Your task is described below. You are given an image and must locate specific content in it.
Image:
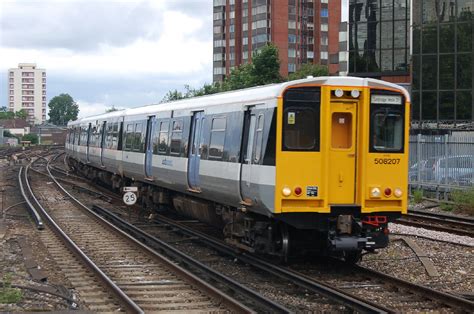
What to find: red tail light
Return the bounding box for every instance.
[363,216,387,227]
[384,188,392,196]
[294,187,302,196]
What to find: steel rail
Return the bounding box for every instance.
[24,157,144,314]
[354,265,474,312]
[398,211,474,237]
[44,156,254,314]
[90,205,291,313]
[18,166,44,230]
[92,205,388,314]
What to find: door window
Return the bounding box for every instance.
[331,112,352,149]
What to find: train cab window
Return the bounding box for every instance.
[209,117,226,159]
[370,93,405,153]
[170,120,183,155]
[105,123,113,149]
[154,121,169,154]
[283,87,321,151]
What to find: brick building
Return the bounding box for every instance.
[212,0,347,82]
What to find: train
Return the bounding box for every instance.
[65,76,410,262]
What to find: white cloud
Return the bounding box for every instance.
[76,99,110,118]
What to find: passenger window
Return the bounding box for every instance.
[282,87,321,151]
[209,117,226,159]
[170,120,183,155]
[154,121,169,154]
[254,115,264,162]
[111,123,119,150]
[133,123,143,152]
[125,124,134,151]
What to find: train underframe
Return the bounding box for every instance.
[71,159,397,263]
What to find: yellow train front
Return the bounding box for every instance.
[271,77,409,261]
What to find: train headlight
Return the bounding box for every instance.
[370,187,381,198]
[394,188,403,198]
[351,89,360,98]
[282,187,292,197]
[334,89,344,97]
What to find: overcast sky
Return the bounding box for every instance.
[0,0,213,117]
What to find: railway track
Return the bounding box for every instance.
[54,153,474,312]
[397,209,474,237]
[20,155,256,313]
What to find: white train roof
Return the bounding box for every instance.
[68,76,410,126]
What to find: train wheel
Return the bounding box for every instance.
[276,224,290,263]
[343,250,362,264]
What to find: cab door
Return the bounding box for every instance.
[328,102,357,204]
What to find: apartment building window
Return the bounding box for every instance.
[42,91,46,95]
[213,0,225,6]
[243,51,249,59]
[22,72,33,77]
[243,37,248,45]
[288,21,296,29]
[9,71,13,77]
[213,53,223,61]
[307,51,314,59]
[42,84,46,89]
[321,23,328,31]
[9,78,13,83]
[9,90,13,95]
[9,102,14,107]
[9,84,13,89]
[288,63,296,72]
[42,72,46,77]
[288,34,297,43]
[229,39,235,47]
[42,103,46,107]
[288,49,296,58]
[9,96,13,101]
[321,8,328,17]
[42,78,46,83]
[42,96,46,101]
[22,78,34,83]
[321,36,328,45]
[321,51,328,59]
[213,67,225,75]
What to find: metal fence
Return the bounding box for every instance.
[408,133,474,194]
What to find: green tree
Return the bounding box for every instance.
[0,107,15,120]
[160,89,186,103]
[105,105,120,113]
[21,133,38,144]
[15,109,28,120]
[250,43,283,85]
[48,93,79,125]
[3,130,14,138]
[288,63,329,81]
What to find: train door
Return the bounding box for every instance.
[240,107,262,205]
[188,111,205,191]
[144,116,156,178]
[100,121,107,167]
[328,102,357,203]
[86,123,91,163]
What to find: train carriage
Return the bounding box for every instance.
[66,76,410,262]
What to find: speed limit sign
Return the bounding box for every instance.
[123,191,137,205]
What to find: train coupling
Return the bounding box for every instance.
[329,236,368,251]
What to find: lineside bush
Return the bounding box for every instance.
[451,188,474,215]
[0,274,22,304]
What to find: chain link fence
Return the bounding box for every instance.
[408,133,474,197]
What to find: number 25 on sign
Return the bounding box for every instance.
[123,191,137,205]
